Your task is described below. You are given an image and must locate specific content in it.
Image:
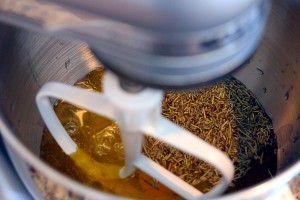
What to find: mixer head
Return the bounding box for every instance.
[49,0,271,89]
[0,0,270,89]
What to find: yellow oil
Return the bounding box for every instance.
[40,68,182,199]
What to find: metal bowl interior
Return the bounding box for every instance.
[0,0,299,199]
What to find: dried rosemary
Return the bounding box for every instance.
[143,77,277,192]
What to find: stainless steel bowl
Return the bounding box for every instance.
[0,0,300,199]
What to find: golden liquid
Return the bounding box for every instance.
[40,68,182,199]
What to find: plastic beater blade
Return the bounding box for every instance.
[140,116,234,199]
[35,82,116,155]
[134,155,203,199]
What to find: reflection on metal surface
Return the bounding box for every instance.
[0,137,31,200]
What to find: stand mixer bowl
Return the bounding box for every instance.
[0,0,300,199]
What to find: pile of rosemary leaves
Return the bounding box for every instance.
[143,77,277,192]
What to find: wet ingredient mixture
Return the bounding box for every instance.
[39,67,277,199]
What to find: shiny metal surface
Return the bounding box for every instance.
[0,137,32,200]
[0,0,270,88]
[0,0,299,199]
[50,0,260,31]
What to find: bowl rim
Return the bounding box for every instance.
[0,112,299,200]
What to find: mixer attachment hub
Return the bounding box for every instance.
[119,79,145,93]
